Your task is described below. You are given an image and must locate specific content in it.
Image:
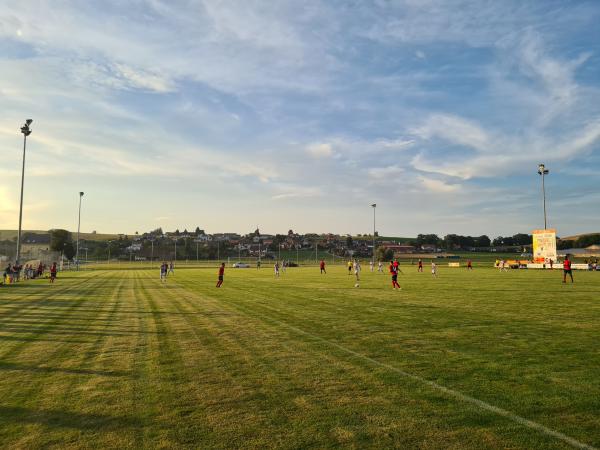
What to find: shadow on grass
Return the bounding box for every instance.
[0,325,164,337]
[0,405,141,430]
[0,362,131,378]
[0,335,89,344]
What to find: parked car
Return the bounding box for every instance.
[232,262,250,268]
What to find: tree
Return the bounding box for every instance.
[474,235,491,247]
[416,234,441,247]
[512,233,531,246]
[63,242,76,260]
[195,227,202,235]
[576,234,600,247]
[50,229,72,252]
[375,246,394,261]
[346,236,354,248]
[443,234,460,250]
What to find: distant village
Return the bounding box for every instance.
[1,227,599,263]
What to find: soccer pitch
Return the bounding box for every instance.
[0,266,598,449]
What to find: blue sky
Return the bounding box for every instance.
[1,1,599,237]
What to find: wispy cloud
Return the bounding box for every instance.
[0,1,599,235]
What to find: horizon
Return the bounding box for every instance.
[1,1,599,236]
[2,227,597,242]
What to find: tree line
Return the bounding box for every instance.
[415,233,532,250]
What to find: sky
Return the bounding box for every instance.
[1,0,599,238]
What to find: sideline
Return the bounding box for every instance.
[161,273,597,450]
[262,316,596,449]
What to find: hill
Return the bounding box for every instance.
[560,232,600,241]
[0,230,120,242]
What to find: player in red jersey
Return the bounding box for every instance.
[389,261,401,290]
[216,263,225,287]
[562,256,573,283]
[319,259,326,274]
[467,260,473,270]
[417,259,423,272]
[49,262,57,283]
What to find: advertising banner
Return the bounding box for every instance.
[532,229,557,263]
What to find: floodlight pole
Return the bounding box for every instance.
[150,239,155,267]
[371,203,377,265]
[16,119,32,265]
[538,164,549,229]
[76,192,84,270]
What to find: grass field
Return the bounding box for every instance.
[0,266,598,449]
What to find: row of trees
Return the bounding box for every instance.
[414,233,532,250]
[558,233,600,250]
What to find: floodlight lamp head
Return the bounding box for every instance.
[79,192,84,197]
[537,163,546,175]
[25,119,33,126]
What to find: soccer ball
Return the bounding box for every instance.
[354,283,360,288]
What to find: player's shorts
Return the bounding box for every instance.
[218,275,223,281]
[391,274,397,281]
[563,269,572,274]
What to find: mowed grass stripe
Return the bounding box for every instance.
[163,270,552,442]
[172,267,599,449]
[131,270,216,447]
[148,273,460,449]
[0,268,597,449]
[0,272,134,447]
[9,274,137,449]
[0,272,108,361]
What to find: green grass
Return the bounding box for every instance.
[0,266,598,449]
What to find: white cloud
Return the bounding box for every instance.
[412,114,490,151]
[368,165,404,178]
[419,176,460,193]
[306,143,333,158]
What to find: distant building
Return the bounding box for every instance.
[383,244,415,253]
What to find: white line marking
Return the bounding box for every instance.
[260,315,597,450]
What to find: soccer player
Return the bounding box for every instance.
[418,259,423,272]
[50,262,57,283]
[320,259,326,274]
[467,260,473,270]
[160,262,167,283]
[257,259,261,270]
[378,261,383,273]
[216,263,225,287]
[369,261,374,272]
[347,260,353,275]
[274,261,280,277]
[354,260,361,281]
[563,256,574,283]
[389,260,401,289]
[431,261,437,277]
[168,261,175,276]
[500,259,508,272]
[393,259,399,274]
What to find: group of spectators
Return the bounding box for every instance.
[1,261,52,285]
[584,259,600,271]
